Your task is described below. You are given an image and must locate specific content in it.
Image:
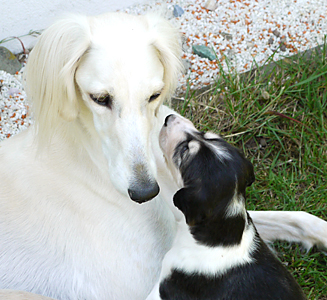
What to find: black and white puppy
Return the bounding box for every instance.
[146,114,306,300]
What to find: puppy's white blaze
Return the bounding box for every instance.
[218,149,231,161]
[160,219,257,279]
[203,132,232,162]
[225,189,247,219]
[212,144,232,162]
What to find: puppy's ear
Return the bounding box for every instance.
[25,14,91,147]
[173,187,206,226]
[173,187,190,216]
[144,14,183,106]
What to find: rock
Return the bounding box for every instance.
[173,5,184,17]
[8,88,21,96]
[192,45,216,61]
[221,32,233,41]
[280,42,286,52]
[260,138,267,147]
[204,0,218,11]
[246,42,254,49]
[245,137,257,149]
[272,29,280,37]
[181,59,191,74]
[268,37,274,45]
[181,35,191,52]
[226,49,236,60]
[261,90,270,100]
[182,43,190,53]
[0,47,22,75]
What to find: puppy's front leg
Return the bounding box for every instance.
[249,211,327,251]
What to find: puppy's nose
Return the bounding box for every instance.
[164,114,177,126]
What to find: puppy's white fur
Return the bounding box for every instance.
[0,12,326,300]
[146,222,257,300]
[157,117,256,283]
[147,115,307,300]
[159,219,256,278]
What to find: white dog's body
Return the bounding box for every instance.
[0,12,326,300]
[0,106,177,300]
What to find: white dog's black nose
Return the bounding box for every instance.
[164,114,177,127]
[128,181,160,203]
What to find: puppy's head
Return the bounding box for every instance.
[26,13,182,203]
[159,114,255,226]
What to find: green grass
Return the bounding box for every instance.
[172,45,327,299]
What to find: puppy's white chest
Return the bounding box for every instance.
[159,221,256,281]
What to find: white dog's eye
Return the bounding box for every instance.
[149,93,161,103]
[90,94,112,108]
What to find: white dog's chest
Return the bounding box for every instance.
[0,197,175,300]
[0,141,176,299]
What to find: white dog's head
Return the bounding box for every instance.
[25,12,182,203]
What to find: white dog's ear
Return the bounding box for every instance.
[145,14,183,104]
[25,14,91,143]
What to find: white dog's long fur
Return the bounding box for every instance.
[0,12,326,300]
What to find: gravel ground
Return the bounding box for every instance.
[0,67,32,141]
[0,0,326,141]
[121,0,327,91]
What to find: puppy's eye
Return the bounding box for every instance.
[90,94,112,108]
[149,93,161,103]
[180,144,189,157]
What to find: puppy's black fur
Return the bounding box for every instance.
[160,131,306,300]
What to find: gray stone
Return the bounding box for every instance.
[246,42,254,49]
[181,35,191,53]
[173,5,184,17]
[260,138,267,147]
[272,29,280,37]
[226,49,236,60]
[221,32,233,41]
[182,43,190,53]
[204,0,218,11]
[8,87,21,96]
[268,37,274,45]
[0,47,22,75]
[181,59,191,74]
[280,42,287,52]
[192,45,216,61]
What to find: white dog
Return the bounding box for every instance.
[0,12,326,300]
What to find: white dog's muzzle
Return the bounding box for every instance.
[128,165,160,203]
